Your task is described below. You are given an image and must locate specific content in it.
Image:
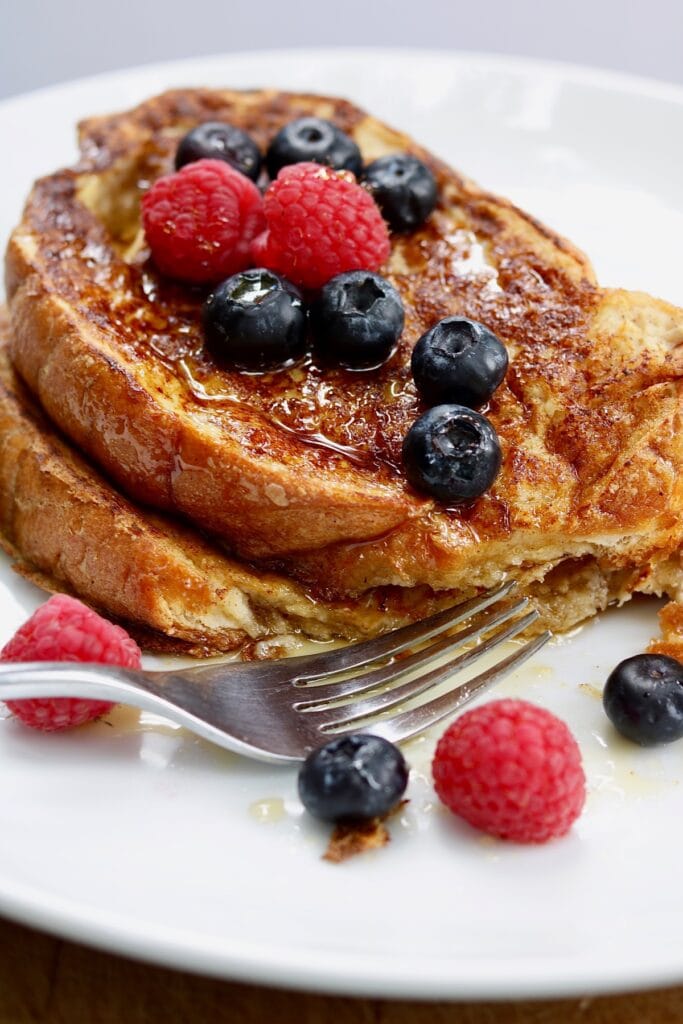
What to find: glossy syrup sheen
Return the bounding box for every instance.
[19,87,603,510]
[17,87,683,577]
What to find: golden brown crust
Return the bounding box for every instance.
[5,91,429,559]
[6,87,683,614]
[648,596,683,661]
[5,87,603,568]
[323,817,391,863]
[4,290,683,649]
[3,295,683,647]
[0,309,467,649]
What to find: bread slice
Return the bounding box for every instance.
[6,91,424,560]
[5,88,683,623]
[2,295,682,651]
[0,308,465,652]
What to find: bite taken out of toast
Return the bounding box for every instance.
[5,89,683,645]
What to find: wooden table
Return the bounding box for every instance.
[2,915,682,1023]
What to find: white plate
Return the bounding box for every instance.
[1,49,683,1001]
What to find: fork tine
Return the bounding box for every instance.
[290,581,516,682]
[316,609,540,730]
[356,628,551,746]
[294,596,529,709]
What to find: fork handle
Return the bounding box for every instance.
[0,662,142,701]
[0,662,285,761]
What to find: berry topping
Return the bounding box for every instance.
[0,594,141,732]
[175,121,263,181]
[298,733,408,822]
[362,154,438,232]
[253,163,390,291]
[432,699,585,843]
[411,317,508,408]
[203,268,307,371]
[402,404,501,503]
[141,158,265,284]
[603,653,683,745]
[310,271,404,368]
[266,117,362,179]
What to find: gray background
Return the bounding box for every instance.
[1,0,681,99]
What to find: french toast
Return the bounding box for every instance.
[2,302,678,649]
[0,308,462,652]
[5,88,683,648]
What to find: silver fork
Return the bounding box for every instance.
[0,583,549,763]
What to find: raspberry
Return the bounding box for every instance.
[432,699,585,843]
[1,595,141,731]
[141,158,265,284]
[253,162,390,290]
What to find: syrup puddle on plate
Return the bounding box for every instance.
[249,797,287,823]
[111,627,680,843]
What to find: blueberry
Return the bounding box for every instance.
[402,405,501,503]
[603,653,683,746]
[202,269,307,371]
[266,117,362,179]
[297,734,408,822]
[362,154,438,232]
[175,121,262,181]
[411,317,508,409]
[310,271,404,368]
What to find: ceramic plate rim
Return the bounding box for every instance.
[2,48,683,1000]
[4,46,683,111]
[0,867,682,1001]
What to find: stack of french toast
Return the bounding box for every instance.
[3,87,683,657]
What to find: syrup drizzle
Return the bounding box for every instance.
[270,418,378,469]
[177,359,243,406]
[178,359,380,470]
